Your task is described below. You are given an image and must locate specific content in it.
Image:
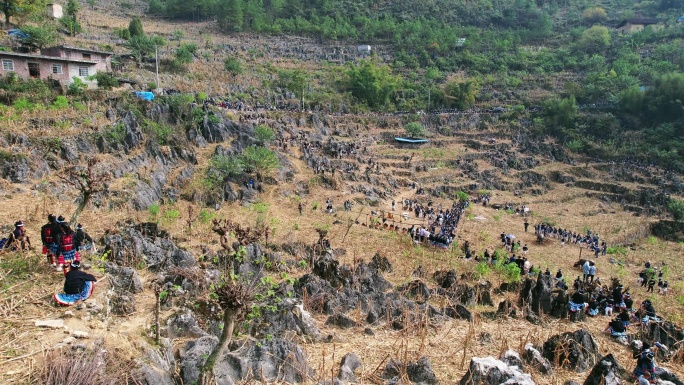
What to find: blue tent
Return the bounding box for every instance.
[133,91,154,101]
[678,15,684,22]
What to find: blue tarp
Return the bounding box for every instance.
[133,91,155,101]
[7,29,28,39]
[394,137,429,144]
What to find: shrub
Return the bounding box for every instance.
[91,72,119,90]
[51,96,69,109]
[405,122,425,138]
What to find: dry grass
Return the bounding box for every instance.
[0,5,683,384]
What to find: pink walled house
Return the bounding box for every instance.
[0,45,113,87]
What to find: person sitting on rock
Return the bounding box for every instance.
[605,316,627,337]
[617,308,631,328]
[587,296,599,317]
[4,221,32,251]
[605,299,614,316]
[555,269,564,284]
[639,300,657,326]
[53,261,97,306]
[73,224,94,252]
[569,290,587,312]
[632,350,656,385]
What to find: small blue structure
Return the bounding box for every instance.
[394,137,429,144]
[133,91,155,101]
[678,15,684,22]
[7,29,28,39]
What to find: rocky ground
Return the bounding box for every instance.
[0,4,683,384]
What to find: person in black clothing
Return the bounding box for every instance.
[53,261,97,306]
[73,224,93,252]
[4,221,32,251]
[605,317,626,335]
[647,277,656,293]
[41,214,61,266]
[524,220,529,232]
[298,202,303,215]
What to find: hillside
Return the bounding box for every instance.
[0,0,683,384]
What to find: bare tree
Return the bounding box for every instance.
[198,279,253,385]
[58,157,111,225]
[211,219,269,251]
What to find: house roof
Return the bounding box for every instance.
[48,45,113,56]
[617,18,660,27]
[0,51,98,65]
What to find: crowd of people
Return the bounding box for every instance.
[407,199,469,248]
[2,215,97,306]
[534,223,607,256]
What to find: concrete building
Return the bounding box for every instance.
[46,3,63,19]
[0,46,113,87]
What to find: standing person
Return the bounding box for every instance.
[583,260,591,283]
[55,217,77,273]
[588,261,596,283]
[662,281,669,295]
[53,261,97,306]
[298,202,303,215]
[73,224,94,252]
[392,200,396,211]
[524,220,529,232]
[647,276,656,293]
[41,214,61,266]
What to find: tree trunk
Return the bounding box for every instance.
[199,307,239,385]
[70,192,91,226]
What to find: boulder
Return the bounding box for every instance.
[433,269,458,289]
[542,329,599,372]
[325,313,360,329]
[500,350,524,370]
[249,298,323,341]
[166,310,208,339]
[110,293,136,315]
[522,343,553,374]
[520,274,553,315]
[445,304,473,322]
[383,356,438,385]
[179,335,218,384]
[104,225,196,271]
[397,280,431,301]
[337,352,362,382]
[104,262,143,294]
[654,367,684,385]
[497,299,517,318]
[460,356,535,385]
[213,338,313,384]
[369,253,392,272]
[583,354,630,385]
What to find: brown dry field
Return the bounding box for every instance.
[1,136,684,384]
[0,6,683,384]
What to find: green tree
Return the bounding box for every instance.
[277,68,308,110]
[173,43,196,69]
[345,59,400,110]
[440,77,479,110]
[19,25,57,50]
[668,198,684,222]
[404,122,425,138]
[543,96,577,130]
[62,0,82,36]
[577,25,611,54]
[91,72,119,89]
[224,57,243,79]
[128,16,144,38]
[254,125,275,146]
[1,0,45,25]
[126,34,165,62]
[217,0,244,32]
[582,7,606,23]
[242,146,279,181]
[212,154,245,177]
